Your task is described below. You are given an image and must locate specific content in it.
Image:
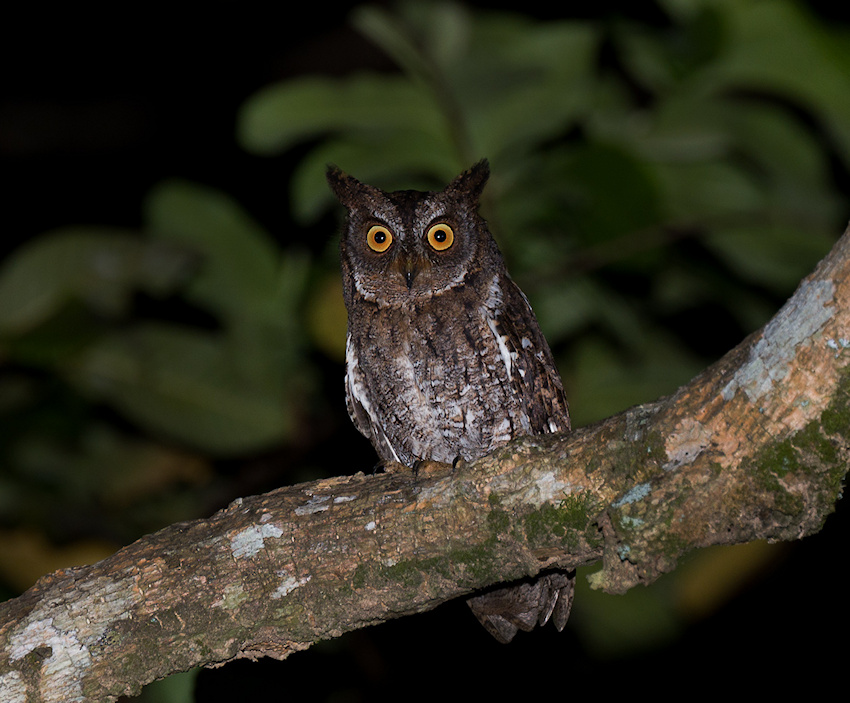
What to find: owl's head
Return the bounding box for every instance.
[328,160,499,307]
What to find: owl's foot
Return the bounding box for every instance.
[374,459,453,477]
[467,570,575,643]
[375,460,410,474]
[411,459,454,478]
[452,455,468,471]
[377,459,460,478]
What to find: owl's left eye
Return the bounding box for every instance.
[426,224,454,251]
[367,225,393,252]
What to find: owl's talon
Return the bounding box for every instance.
[377,460,409,475]
[411,459,454,478]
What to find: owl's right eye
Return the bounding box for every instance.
[366,225,393,252]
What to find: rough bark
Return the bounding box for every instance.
[2,228,849,702]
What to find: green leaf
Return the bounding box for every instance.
[0,229,193,336]
[67,323,293,455]
[701,0,850,160]
[533,276,616,345]
[461,21,599,158]
[353,2,473,84]
[566,334,701,425]
[726,102,842,226]
[559,141,664,244]
[237,74,446,156]
[654,159,765,222]
[614,5,725,92]
[144,180,282,320]
[704,224,837,294]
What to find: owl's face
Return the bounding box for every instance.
[328,161,496,308]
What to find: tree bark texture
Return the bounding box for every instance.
[2,228,848,702]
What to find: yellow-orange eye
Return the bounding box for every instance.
[427,223,454,251]
[367,225,393,252]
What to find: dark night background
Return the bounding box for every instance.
[1,2,846,701]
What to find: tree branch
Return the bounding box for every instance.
[2,229,848,702]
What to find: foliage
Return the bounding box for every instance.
[0,184,313,552]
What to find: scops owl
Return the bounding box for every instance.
[327,160,574,643]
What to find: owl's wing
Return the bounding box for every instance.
[491,276,571,435]
[467,278,574,641]
[344,333,404,465]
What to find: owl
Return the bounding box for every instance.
[327,160,574,643]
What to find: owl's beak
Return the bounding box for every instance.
[402,257,419,290]
[393,251,426,290]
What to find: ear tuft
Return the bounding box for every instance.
[326,165,355,208]
[447,159,490,201]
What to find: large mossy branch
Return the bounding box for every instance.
[1,231,849,702]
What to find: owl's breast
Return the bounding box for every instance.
[345,274,547,467]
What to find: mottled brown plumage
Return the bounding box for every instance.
[328,160,574,642]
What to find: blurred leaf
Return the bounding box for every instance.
[0,228,193,336]
[654,159,765,222]
[3,306,105,367]
[615,5,725,91]
[628,92,840,227]
[238,74,447,158]
[705,224,837,293]
[0,179,315,459]
[353,1,473,86]
[67,323,292,455]
[11,421,208,499]
[355,3,599,158]
[143,180,315,440]
[532,276,603,345]
[730,102,831,191]
[567,334,702,425]
[650,261,778,336]
[557,142,664,245]
[460,20,598,158]
[144,180,283,321]
[705,0,850,160]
